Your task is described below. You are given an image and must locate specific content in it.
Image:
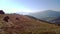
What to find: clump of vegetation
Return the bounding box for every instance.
[0,10,5,14]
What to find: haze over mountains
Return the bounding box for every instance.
[28,10,60,24]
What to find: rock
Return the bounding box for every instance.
[16,18,19,20]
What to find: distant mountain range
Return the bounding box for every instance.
[28,10,60,24]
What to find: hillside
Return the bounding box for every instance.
[0,14,60,34]
[28,10,60,24]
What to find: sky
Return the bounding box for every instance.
[0,0,60,14]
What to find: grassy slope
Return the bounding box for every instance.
[0,14,60,34]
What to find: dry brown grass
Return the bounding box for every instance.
[0,14,60,34]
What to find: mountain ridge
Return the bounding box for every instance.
[28,10,60,24]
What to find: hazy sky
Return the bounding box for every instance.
[0,0,60,14]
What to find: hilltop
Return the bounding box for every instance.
[0,14,60,34]
[0,10,60,34]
